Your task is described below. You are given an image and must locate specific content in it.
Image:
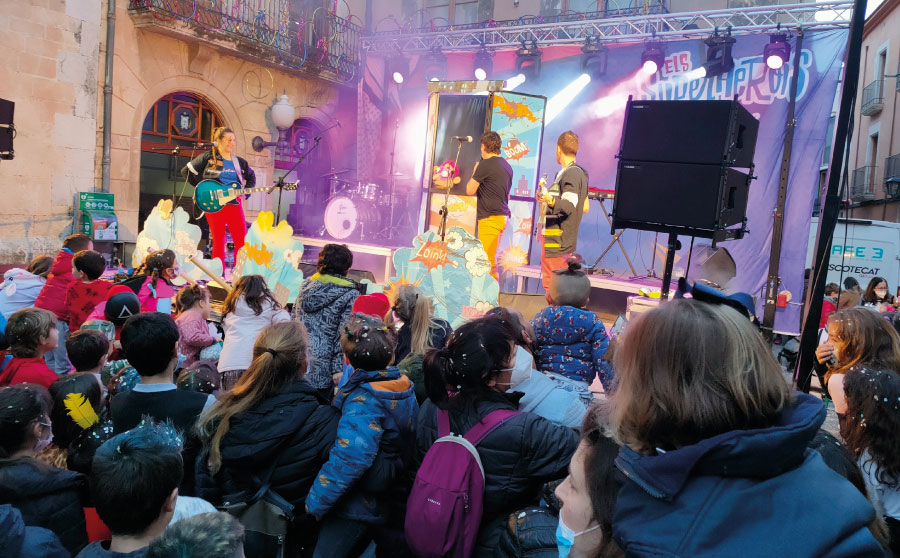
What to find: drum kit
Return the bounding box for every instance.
[321,169,407,241]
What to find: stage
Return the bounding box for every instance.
[294,235,400,285]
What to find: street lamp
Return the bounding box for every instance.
[252,92,296,152]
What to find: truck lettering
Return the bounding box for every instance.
[831,245,886,260]
[828,264,880,275]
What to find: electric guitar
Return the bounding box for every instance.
[534,173,548,238]
[194,179,298,214]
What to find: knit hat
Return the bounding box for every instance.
[105,286,140,326]
[352,293,391,319]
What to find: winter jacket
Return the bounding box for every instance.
[306,366,418,523]
[183,151,256,189]
[175,309,216,368]
[416,395,577,555]
[293,274,360,389]
[0,504,70,558]
[196,380,340,515]
[494,506,559,558]
[613,393,885,558]
[394,318,452,363]
[35,249,76,322]
[75,542,146,557]
[0,357,59,389]
[531,306,612,388]
[135,277,175,314]
[0,458,88,555]
[218,297,290,372]
[0,269,47,320]
[65,280,112,331]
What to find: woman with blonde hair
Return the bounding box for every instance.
[608,299,884,557]
[816,307,900,417]
[196,320,339,556]
[389,284,452,363]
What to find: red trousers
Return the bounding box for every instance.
[206,201,247,263]
[541,245,572,293]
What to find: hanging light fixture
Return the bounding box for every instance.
[581,36,608,77]
[764,33,791,70]
[516,39,542,80]
[389,56,408,84]
[640,40,665,75]
[251,92,296,152]
[701,27,736,77]
[423,47,448,82]
[474,45,493,80]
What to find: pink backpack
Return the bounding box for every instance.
[405,408,520,558]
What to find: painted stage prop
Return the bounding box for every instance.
[133,199,224,285]
[232,211,305,305]
[387,227,499,329]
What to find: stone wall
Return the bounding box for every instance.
[0,0,102,265]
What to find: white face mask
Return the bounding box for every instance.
[497,345,533,391]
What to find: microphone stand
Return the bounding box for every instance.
[437,138,465,242]
[271,121,340,226]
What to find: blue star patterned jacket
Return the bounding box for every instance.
[531,306,612,388]
[613,393,886,557]
[305,366,418,523]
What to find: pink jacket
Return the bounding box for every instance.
[34,249,75,321]
[176,309,216,368]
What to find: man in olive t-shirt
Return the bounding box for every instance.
[466,131,513,281]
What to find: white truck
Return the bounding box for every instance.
[807,217,900,293]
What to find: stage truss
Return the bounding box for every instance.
[361,1,854,54]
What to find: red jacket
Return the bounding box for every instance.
[34,249,76,322]
[65,279,112,331]
[819,298,837,330]
[0,356,58,389]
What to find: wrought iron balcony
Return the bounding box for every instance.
[885,154,900,199]
[861,80,884,116]
[850,166,876,201]
[128,0,360,85]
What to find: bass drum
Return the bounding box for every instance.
[324,196,382,240]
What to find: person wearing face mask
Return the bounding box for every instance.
[0,384,89,554]
[416,317,578,556]
[863,277,899,312]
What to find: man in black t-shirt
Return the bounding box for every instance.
[466,131,513,280]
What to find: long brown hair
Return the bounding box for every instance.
[840,368,900,487]
[607,299,791,454]
[197,321,309,474]
[137,249,177,291]
[223,275,280,317]
[389,284,441,355]
[825,307,900,384]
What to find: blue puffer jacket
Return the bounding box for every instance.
[531,306,611,388]
[306,366,418,523]
[293,274,360,389]
[613,393,886,558]
[0,504,70,558]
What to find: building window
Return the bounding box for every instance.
[140,92,224,152]
[875,48,887,98]
[424,0,479,25]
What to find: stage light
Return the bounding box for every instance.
[701,27,735,77]
[423,47,447,82]
[581,36,608,77]
[505,73,526,90]
[641,41,665,75]
[764,33,790,70]
[389,57,408,84]
[545,73,591,124]
[515,39,542,80]
[474,46,492,80]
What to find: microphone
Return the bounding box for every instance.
[194,141,218,148]
[453,136,473,142]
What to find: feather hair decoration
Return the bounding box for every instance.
[64,393,100,430]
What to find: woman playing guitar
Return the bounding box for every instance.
[183,127,256,263]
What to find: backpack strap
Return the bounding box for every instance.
[438,408,451,438]
[463,409,520,446]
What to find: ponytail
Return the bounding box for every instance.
[423,346,455,405]
[142,249,177,291]
[392,284,442,356]
[175,284,208,314]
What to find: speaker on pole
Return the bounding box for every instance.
[0,98,14,160]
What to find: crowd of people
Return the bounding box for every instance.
[0,233,899,557]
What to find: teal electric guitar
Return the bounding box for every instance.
[194,179,297,214]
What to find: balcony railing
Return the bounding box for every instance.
[861,80,884,116]
[128,0,360,84]
[850,165,877,201]
[885,154,900,199]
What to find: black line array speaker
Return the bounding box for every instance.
[619,99,758,167]
[0,98,13,160]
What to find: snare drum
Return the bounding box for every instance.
[324,196,382,240]
[350,182,382,201]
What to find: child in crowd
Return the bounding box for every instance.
[66,250,112,331]
[841,368,900,554]
[84,285,142,348]
[820,282,841,329]
[218,275,290,391]
[76,422,184,558]
[110,313,213,496]
[176,364,219,395]
[132,249,179,314]
[35,233,93,375]
[531,259,611,389]
[0,254,52,319]
[67,329,112,385]
[306,313,418,557]
[147,512,244,558]
[294,243,360,401]
[174,284,217,368]
[0,308,60,389]
[37,373,103,469]
[389,283,452,363]
[0,384,89,554]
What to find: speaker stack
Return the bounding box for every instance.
[611,97,758,240]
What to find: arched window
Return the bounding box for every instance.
[141,92,224,151]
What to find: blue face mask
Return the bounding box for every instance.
[556,515,600,558]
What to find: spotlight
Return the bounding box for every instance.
[423,47,447,82]
[640,40,665,75]
[581,36,608,77]
[764,33,790,70]
[701,27,735,77]
[515,39,542,80]
[505,73,526,89]
[546,73,592,124]
[474,46,492,80]
[389,57,408,84]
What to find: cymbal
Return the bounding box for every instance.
[321,169,351,177]
[378,172,406,179]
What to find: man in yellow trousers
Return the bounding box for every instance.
[466,131,513,281]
